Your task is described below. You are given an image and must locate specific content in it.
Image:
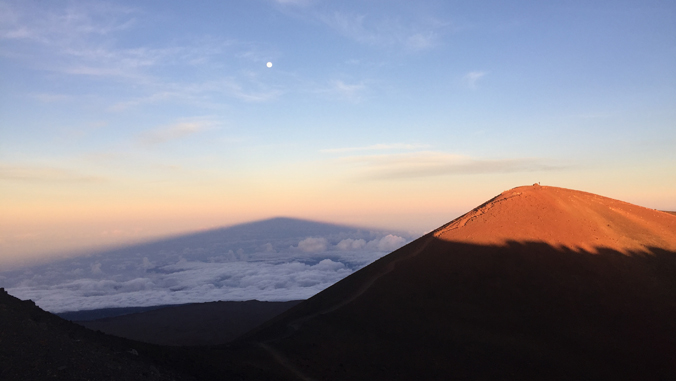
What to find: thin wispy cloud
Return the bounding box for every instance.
[269,2,447,51]
[319,79,367,102]
[0,2,161,80]
[138,121,215,146]
[108,91,179,112]
[2,1,281,111]
[221,79,284,102]
[573,113,611,119]
[61,65,145,80]
[321,143,426,154]
[31,93,71,103]
[109,76,282,112]
[0,1,136,43]
[53,46,198,83]
[338,151,562,180]
[272,0,313,6]
[405,31,437,50]
[319,12,441,51]
[463,71,487,89]
[0,164,104,183]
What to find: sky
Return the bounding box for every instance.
[1,0,675,269]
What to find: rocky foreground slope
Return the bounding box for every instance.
[0,287,192,381]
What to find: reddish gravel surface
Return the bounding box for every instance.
[434,184,676,252]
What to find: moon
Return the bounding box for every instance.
[266,62,272,68]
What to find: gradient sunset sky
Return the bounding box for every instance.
[1,0,675,268]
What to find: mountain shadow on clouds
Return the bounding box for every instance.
[1,217,412,312]
[76,216,403,265]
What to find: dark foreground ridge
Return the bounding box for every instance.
[0,287,192,381]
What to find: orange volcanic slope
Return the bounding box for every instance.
[227,185,676,380]
[434,184,676,253]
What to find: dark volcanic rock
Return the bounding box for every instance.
[78,300,302,346]
[0,288,192,381]
[58,305,173,321]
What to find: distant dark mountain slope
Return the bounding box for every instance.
[220,185,676,380]
[78,300,302,346]
[58,305,173,321]
[0,288,191,381]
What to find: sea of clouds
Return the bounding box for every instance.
[0,218,413,313]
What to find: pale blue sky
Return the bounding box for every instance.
[1,0,675,266]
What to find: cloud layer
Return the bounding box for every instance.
[1,218,412,313]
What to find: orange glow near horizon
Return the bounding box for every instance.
[2,164,675,270]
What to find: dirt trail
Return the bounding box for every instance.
[258,343,315,381]
[318,234,435,316]
[258,235,436,380]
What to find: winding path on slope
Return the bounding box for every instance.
[258,234,437,380]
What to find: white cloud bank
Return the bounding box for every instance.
[296,237,329,252]
[1,218,412,313]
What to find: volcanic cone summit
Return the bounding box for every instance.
[434,184,676,253]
